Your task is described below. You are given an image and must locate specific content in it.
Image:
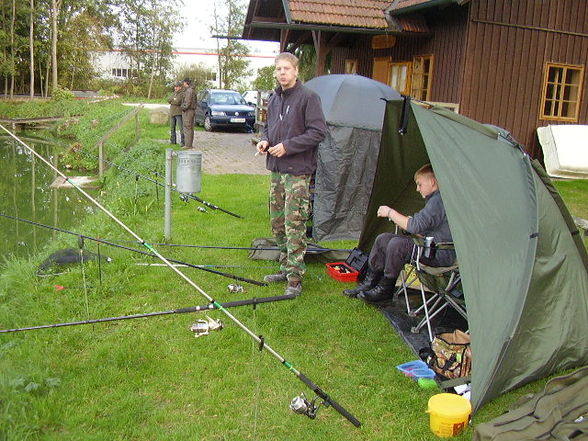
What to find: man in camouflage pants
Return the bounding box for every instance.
[256,52,327,296]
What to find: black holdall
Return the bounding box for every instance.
[345,248,369,275]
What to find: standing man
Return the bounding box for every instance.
[181,78,196,149]
[256,52,327,296]
[167,81,185,146]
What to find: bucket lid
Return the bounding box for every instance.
[428,393,471,416]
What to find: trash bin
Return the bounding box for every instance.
[176,150,201,193]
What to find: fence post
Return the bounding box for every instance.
[98,141,104,179]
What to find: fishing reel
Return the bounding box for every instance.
[190,316,223,338]
[289,392,323,419]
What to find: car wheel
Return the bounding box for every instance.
[204,116,213,132]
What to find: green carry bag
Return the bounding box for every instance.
[473,366,588,441]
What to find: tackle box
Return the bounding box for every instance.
[325,248,368,283]
[326,262,360,282]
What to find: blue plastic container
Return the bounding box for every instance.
[396,360,428,377]
[412,367,436,379]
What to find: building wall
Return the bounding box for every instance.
[462,0,588,156]
[330,0,588,158]
[94,48,277,87]
[330,6,469,104]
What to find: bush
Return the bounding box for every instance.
[51,86,75,101]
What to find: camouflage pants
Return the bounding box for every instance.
[270,172,311,283]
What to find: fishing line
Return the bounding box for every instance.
[77,149,243,218]
[0,124,361,427]
[0,212,349,254]
[0,212,266,286]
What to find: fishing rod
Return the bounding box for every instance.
[78,149,243,218]
[0,212,266,287]
[86,239,349,254]
[0,124,361,427]
[0,294,296,334]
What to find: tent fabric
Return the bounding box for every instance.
[359,99,588,412]
[304,74,401,241]
[312,126,383,241]
[305,74,401,131]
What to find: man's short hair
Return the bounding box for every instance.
[274,52,299,68]
[414,163,435,181]
[183,78,192,85]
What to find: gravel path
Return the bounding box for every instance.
[192,130,269,175]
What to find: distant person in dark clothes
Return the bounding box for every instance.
[256,52,327,297]
[168,81,185,145]
[343,163,455,302]
[181,78,197,148]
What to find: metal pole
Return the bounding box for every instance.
[98,141,104,179]
[164,148,173,241]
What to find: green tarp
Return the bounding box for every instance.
[358,100,588,412]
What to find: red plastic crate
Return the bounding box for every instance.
[326,262,360,282]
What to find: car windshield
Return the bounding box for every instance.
[209,92,246,106]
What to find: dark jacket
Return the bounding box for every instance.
[168,90,184,117]
[406,190,455,265]
[181,86,197,111]
[262,80,327,175]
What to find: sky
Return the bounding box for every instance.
[172,0,279,85]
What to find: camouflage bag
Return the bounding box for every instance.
[428,329,472,379]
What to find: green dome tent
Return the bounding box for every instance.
[304,74,401,241]
[358,99,588,412]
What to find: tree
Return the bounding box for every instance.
[29,0,34,98]
[294,44,324,82]
[116,0,182,97]
[175,63,215,92]
[211,0,251,90]
[50,0,62,92]
[252,65,276,91]
[0,0,182,97]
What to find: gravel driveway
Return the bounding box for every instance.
[192,130,269,175]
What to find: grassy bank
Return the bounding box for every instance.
[0,100,586,440]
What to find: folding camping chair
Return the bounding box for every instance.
[404,237,468,341]
[394,236,442,319]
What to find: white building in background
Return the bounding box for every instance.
[95,44,278,88]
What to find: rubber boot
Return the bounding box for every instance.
[342,270,383,298]
[358,277,397,303]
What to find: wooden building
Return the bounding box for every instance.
[243,0,588,157]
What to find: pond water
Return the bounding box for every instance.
[0,133,96,266]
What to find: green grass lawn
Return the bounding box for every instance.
[0,101,586,440]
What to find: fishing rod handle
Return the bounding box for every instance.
[297,372,362,427]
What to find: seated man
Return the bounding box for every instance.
[344,163,455,302]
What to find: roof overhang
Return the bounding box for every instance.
[387,0,470,15]
[247,21,400,36]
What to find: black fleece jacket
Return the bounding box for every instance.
[262,80,327,175]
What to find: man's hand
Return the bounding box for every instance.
[256,140,269,155]
[268,142,287,157]
[378,205,409,230]
[377,205,392,219]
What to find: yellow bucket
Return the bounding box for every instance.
[427,393,471,437]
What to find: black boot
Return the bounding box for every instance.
[342,270,383,298]
[358,277,397,303]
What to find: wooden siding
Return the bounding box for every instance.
[329,0,588,158]
[330,5,468,104]
[462,0,588,156]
